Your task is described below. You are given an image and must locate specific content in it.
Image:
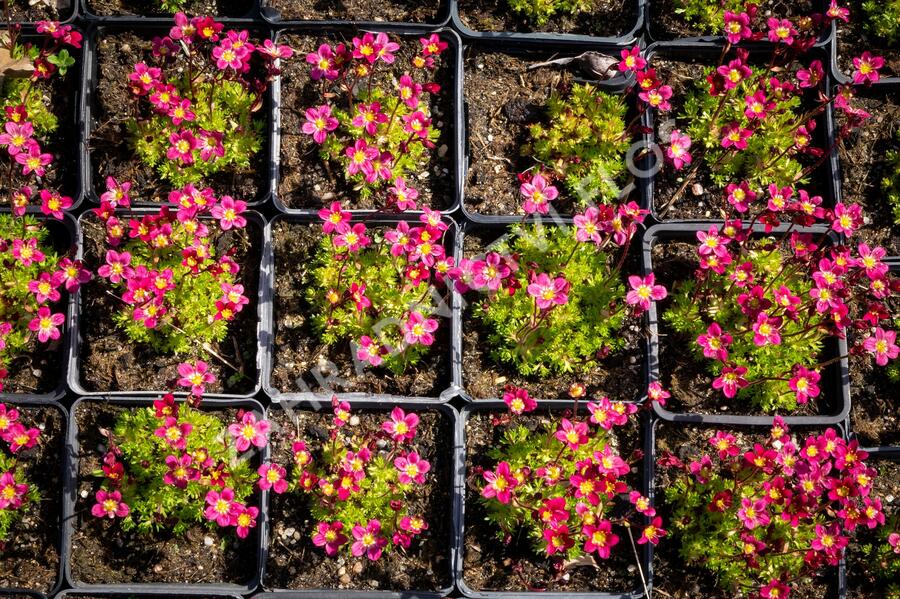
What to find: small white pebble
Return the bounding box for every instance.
[204,536,214,546]
[349,415,360,427]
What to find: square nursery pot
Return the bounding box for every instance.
[5,0,77,25]
[79,0,258,21]
[67,209,265,399]
[259,398,459,596]
[831,1,900,85]
[56,592,243,598]
[0,399,67,597]
[63,396,267,594]
[2,210,80,402]
[640,42,839,223]
[643,222,852,426]
[456,398,654,599]
[455,219,647,403]
[459,38,643,222]
[451,0,643,45]
[260,0,450,26]
[649,419,844,598]
[261,212,461,401]
[270,27,463,215]
[82,23,274,208]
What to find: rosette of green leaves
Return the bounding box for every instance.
[506,0,596,26]
[862,0,900,45]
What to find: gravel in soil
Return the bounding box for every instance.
[836,0,900,80]
[649,56,831,221]
[276,33,455,212]
[849,354,899,447]
[836,92,900,256]
[89,32,267,205]
[462,407,644,593]
[846,458,900,599]
[461,228,646,401]
[70,401,259,585]
[264,0,441,22]
[76,214,261,395]
[264,406,454,591]
[0,405,64,593]
[653,422,838,599]
[648,0,817,41]
[86,0,253,16]
[458,0,636,38]
[270,221,451,397]
[651,240,839,418]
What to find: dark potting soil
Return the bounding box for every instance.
[76,214,261,395]
[276,33,454,212]
[264,0,441,22]
[6,0,71,22]
[457,0,636,38]
[270,221,450,397]
[86,0,253,17]
[89,32,267,205]
[836,0,900,80]
[70,401,259,585]
[836,93,900,256]
[849,353,899,448]
[648,0,818,41]
[846,459,900,599]
[651,240,831,417]
[463,408,643,593]
[649,57,831,221]
[461,228,645,402]
[264,406,454,591]
[0,405,63,593]
[653,422,837,599]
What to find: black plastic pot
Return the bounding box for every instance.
[81,22,275,207]
[269,26,463,216]
[0,398,67,598]
[450,0,644,46]
[643,222,852,425]
[640,41,839,224]
[258,397,459,596]
[62,396,267,594]
[458,38,643,223]
[260,0,450,27]
[57,591,244,597]
[831,14,900,86]
[79,0,260,21]
[455,397,653,598]
[67,208,266,399]
[261,212,461,401]
[0,210,80,402]
[7,0,78,25]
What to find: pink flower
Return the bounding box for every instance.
[723,11,751,44]
[0,121,34,156]
[333,397,351,427]
[307,44,340,80]
[0,404,19,436]
[383,407,419,442]
[333,223,370,252]
[637,516,666,545]
[738,497,770,529]
[167,129,198,164]
[767,18,797,45]
[387,177,419,211]
[583,520,619,558]
[420,33,448,56]
[853,52,884,85]
[648,381,670,405]
[177,361,215,395]
[832,202,863,236]
[713,365,748,398]
[797,60,824,88]
[228,412,270,452]
[100,176,131,207]
[15,144,52,177]
[626,273,667,312]
[257,39,294,60]
[394,451,431,485]
[154,416,193,450]
[811,522,848,555]
[163,453,199,489]
[697,322,731,361]
[398,74,423,108]
[403,311,438,346]
[721,122,752,150]
[789,366,821,404]
[212,40,244,70]
[726,181,756,212]
[210,196,247,230]
[356,335,385,367]
[313,521,348,555]
[472,252,511,291]
[574,207,603,244]
[168,99,195,126]
[318,201,351,234]
[744,90,774,120]
[752,312,782,346]
[617,46,646,72]
[374,32,399,63]
[351,102,388,136]
[863,327,899,366]
[28,271,64,304]
[527,272,569,310]
[38,190,72,220]
[91,489,130,519]
[543,524,574,555]
[352,32,382,64]
[98,250,133,283]
[717,58,752,88]
[640,85,673,111]
[28,306,64,343]
[667,129,692,170]
[4,424,40,453]
[709,431,739,460]
[204,487,236,526]
[231,503,258,538]
[345,139,379,178]
[555,418,588,450]
[351,519,388,560]
[482,461,518,504]
[0,471,28,510]
[503,386,536,414]
[520,173,558,215]
[257,463,288,493]
[760,579,791,599]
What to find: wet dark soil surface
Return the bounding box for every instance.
[264,0,442,22]
[86,0,253,16]
[458,0,637,38]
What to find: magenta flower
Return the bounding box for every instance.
[752,312,782,346]
[351,102,388,137]
[482,461,518,504]
[760,579,791,599]
[228,412,270,452]
[356,335,385,367]
[204,487,236,526]
[100,176,131,207]
[398,74,423,108]
[832,202,863,236]
[744,90,774,120]
[0,404,19,436]
[402,111,431,139]
[738,497,770,530]
[333,223,371,252]
[352,32,381,64]
[626,273,667,312]
[555,418,589,450]
[212,40,244,70]
[853,52,884,85]
[527,272,569,310]
[503,386,536,415]
[351,519,388,560]
[403,311,438,346]
[257,39,294,60]
[28,271,64,304]
[713,366,748,398]
[166,129,198,164]
[472,252,511,291]
[344,138,378,177]
[38,190,72,220]
[318,201,351,234]
[257,463,288,494]
[387,177,419,211]
[28,306,64,343]
[640,85,673,112]
[0,471,28,510]
[211,196,247,230]
[717,58,752,88]
[231,503,258,538]
[697,322,731,361]
[709,431,739,460]
[394,451,431,485]
[4,424,39,453]
[811,522,848,554]
[91,489,130,519]
[520,173,558,215]
[637,517,666,545]
[168,99,195,126]
[574,207,603,244]
[667,129,692,170]
[863,327,899,366]
[154,416,193,450]
[307,44,340,80]
[313,521,348,555]
[543,524,574,556]
[383,407,419,442]
[721,122,752,150]
[177,360,215,395]
[0,121,34,155]
[789,366,821,404]
[163,453,199,489]
[583,520,619,558]
[726,181,756,212]
[15,144,52,177]
[767,18,797,45]
[797,60,824,88]
[617,46,646,72]
[333,397,351,427]
[723,10,751,44]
